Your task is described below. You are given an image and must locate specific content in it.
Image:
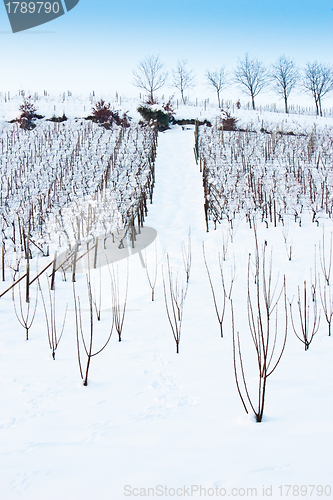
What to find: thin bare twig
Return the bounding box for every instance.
[181,228,192,285]
[162,254,187,353]
[73,274,114,386]
[289,280,320,350]
[38,276,67,359]
[143,241,162,301]
[202,242,227,337]
[12,275,38,340]
[319,228,332,285]
[108,260,129,342]
[318,274,333,336]
[232,222,287,422]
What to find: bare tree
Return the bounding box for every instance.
[282,222,293,261]
[143,242,163,301]
[181,228,192,285]
[172,59,195,104]
[232,225,287,422]
[92,265,102,321]
[12,277,38,341]
[202,242,227,337]
[310,246,317,302]
[2,241,5,281]
[221,227,230,261]
[109,261,129,342]
[271,55,299,113]
[73,276,113,386]
[234,54,268,110]
[289,281,320,350]
[302,62,333,116]
[39,276,67,360]
[206,67,228,108]
[319,228,332,285]
[133,55,168,104]
[162,255,187,353]
[319,275,333,336]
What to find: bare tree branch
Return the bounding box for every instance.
[289,281,320,351]
[109,260,129,342]
[181,228,192,285]
[234,54,269,110]
[302,61,333,116]
[319,228,332,285]
[202,241,227,337]
[12,275,38,341]
[232,222,287,422]
[162,254,187,353]
[133,55,168,103]
[172,59,195,104]
[271,55,299,113]
[206,67,228,108]
[73,274,114,386]
[38,276,67,360]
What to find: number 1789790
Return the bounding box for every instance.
[5,2,60,14]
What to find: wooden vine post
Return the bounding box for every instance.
[26,235,30,303]
[2,241,5,282]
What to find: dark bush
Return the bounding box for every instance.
[162,99,176,122]
[221,110,238,131]
[47,113,68,122]
[19,96,37,120]
[18,96,43,129]
[101,112,131,129]
[173,118,212,127]
[138,105,170,131]
[146,96,159,105]
[89,100,130,128]
[91,99,113,123]
[19,117,36,130]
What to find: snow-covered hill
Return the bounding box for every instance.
[0,96,332,499]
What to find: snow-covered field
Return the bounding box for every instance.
[0,96,332,499]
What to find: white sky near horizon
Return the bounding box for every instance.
[0,0,332,106]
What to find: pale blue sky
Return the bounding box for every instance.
[0,0,332,101]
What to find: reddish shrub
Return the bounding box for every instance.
[91,100,131,128]
[221,110,238,131]
[91,99,113,123]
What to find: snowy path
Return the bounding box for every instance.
[145,125,206,252]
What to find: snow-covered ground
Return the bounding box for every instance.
[0,97,332,499]
[0,90,332,126]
